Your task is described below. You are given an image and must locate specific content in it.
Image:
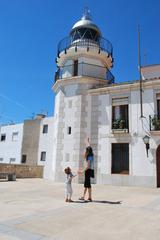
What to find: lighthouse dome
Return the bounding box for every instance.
[70,9,101,42]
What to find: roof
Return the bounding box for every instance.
[70,10,101,36]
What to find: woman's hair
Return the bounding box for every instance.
[85,146,93,159]
[64,167,71,174]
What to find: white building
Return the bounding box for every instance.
[0,123,23,164]
[1,11,160,187]
[44,11,160,187]
[0,115,54,166]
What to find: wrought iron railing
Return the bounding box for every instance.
[54,62,114,83]
[112,119,129,131]
[149,115,160,131]
[57,36,113,57]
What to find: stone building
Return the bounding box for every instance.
[44,11,160,187]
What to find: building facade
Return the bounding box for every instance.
[0,115,54,166]
[44,11,160,187]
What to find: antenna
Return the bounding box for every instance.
[82,7,91,20]
[138,24,144,118]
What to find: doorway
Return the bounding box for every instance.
[156,145,160,187]
[112,143,129,174]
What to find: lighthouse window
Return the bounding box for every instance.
[67,126,72,135]
[73,60,78,76]
[40,152,46,161]
[43,124,48,134]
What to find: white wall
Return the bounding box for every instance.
[38,117,54,166]
[0,123,23,164]
[98,94,111,174]
[130,89,155,176]
[62,57,106,80]
[39,117,55,180]
[97,88,156,181]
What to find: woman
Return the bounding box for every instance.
[79,138,94,201]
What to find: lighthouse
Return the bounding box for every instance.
[52,10,114,182]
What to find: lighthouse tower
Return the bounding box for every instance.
[52,10,114,182]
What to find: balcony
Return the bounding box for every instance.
[112,119,129,133]
[149,115,160,131]
[55,62,114,83]
[57,36,113,57]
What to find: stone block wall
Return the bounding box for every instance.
[0,163,43,178]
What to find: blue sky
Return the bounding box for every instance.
[0,0,159,124]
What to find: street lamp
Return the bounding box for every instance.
[143,135,150,157]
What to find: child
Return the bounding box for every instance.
[64,167,76,202]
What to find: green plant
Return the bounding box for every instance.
[152,117,160,130]
[119,119,125,129]
[112,119,120,129]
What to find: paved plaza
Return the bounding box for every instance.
[0,179,160,240]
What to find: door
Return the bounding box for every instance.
[112,143,129,174]
[156,145,160,187]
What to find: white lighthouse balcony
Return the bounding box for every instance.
[55,62,114,83]
[56,35,113,69]
[57,35,113,57]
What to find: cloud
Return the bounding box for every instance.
[0,93,26,109]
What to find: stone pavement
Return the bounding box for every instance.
[0,179,160,240]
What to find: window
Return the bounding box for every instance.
[112,98,128,130]
[43,124,48,134]
[0,134,6,142]
[67,126,71,135]
[12,132,18,141]
[73,60,78,76]
[40,152,46,161]
[0,158,3,162]
[21,155,27,163]
[112,143,129,174]
[10,158,16,163]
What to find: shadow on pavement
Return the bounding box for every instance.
[93,200,122,204]
[73,200,122,204]
[73,200,89,203]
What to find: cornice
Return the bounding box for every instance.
[88,78,160,95]
[52,76,108,92]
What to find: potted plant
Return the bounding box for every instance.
[119,119,125,129]
[152,116,160,130]
[112,119,120,129]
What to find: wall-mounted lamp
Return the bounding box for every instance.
[143,135,150,157]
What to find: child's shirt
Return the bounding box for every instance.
[65,172,74,184]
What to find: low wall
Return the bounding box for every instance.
[0,163,43,178]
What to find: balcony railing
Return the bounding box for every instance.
[54,62,114,83]
[112,119,129,132]
[149,115,160,131]
[57,36,113,57]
